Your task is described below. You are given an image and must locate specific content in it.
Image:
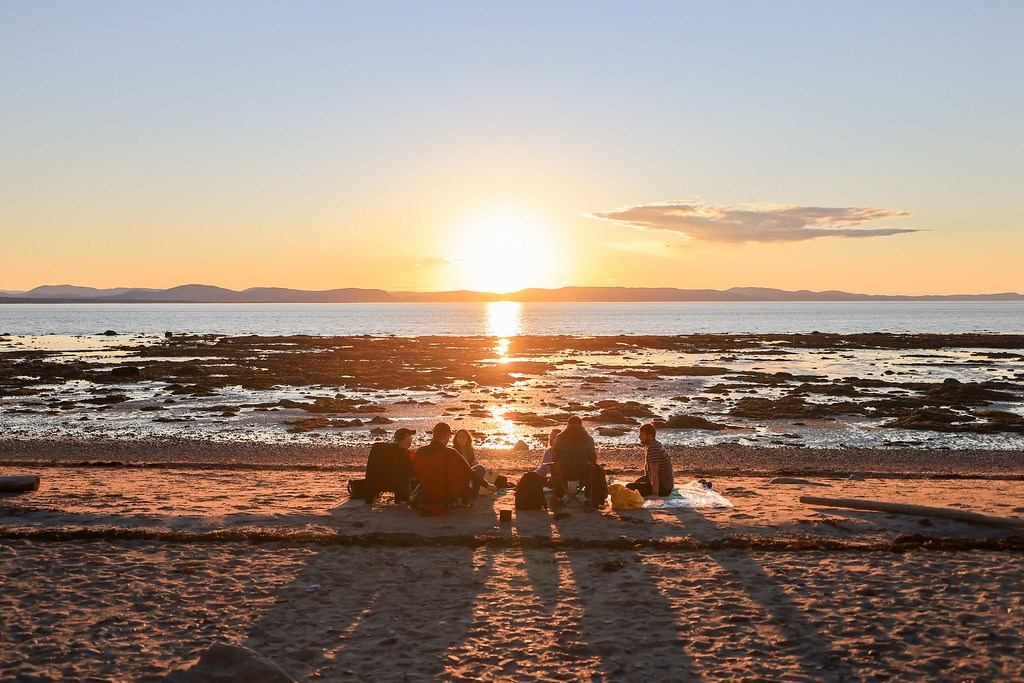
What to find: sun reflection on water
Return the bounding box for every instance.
[487,301,522,361]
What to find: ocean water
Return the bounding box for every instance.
[0,301,1021,337]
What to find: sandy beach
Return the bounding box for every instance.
[2,440,1023,681]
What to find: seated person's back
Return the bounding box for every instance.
[550,417,605,507]
[364,428,416,503]
[552,420,596,467]
[412,423,491,506]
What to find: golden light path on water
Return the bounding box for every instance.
[486,301,522,361]
[484,301,525,441]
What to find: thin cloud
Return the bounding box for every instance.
[586,200,921,243]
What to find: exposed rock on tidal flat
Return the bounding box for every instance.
[658,414,731,430]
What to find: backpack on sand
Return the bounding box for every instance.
[347,479,368,502]
[515,471,547,510]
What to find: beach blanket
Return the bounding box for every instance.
[639,480,734,509]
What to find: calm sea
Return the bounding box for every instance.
[0,301,1021,337]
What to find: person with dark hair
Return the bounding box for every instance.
[453,427,506,488]
[413,422,495,508]
[551,416,606,510]
[452,428,478,466]
[627,423,674,497]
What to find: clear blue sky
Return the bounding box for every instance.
[2,1,1021,293]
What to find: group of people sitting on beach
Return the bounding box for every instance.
[358,416,674,513]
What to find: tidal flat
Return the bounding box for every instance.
[1,332,1022,452]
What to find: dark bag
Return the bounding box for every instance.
[347,478,368,502]
[515,471,547,510]
[589,465,609,509]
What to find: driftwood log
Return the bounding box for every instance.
[800,496,1024,529]
[0,475,40,493]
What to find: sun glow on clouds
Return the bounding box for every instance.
[445,209,560,293]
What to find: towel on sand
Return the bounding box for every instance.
[640,480,733,509]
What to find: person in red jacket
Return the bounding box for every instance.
[413,422,495,507]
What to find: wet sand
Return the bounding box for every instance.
[2,440,1024,681]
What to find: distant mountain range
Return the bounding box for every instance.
[0,284,1021,303]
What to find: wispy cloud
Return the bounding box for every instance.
[586,200,921,243]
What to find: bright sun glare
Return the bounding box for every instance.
[487,301,521,362]
[450,210,557,293]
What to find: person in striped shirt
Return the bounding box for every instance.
[626,423,674,497]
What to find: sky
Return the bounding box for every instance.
[1,1,1022,295]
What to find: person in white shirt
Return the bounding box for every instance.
[534,427,561,481]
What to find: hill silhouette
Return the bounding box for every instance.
[1,285,1020,303]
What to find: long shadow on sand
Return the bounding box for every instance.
[630,506,862,682]
[233,494,506,680]
[552,514,705,681]
[512,510,561,612]
[242,542,492,680]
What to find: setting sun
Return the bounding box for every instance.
[447,209,561,293]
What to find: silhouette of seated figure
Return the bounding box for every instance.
[411,423,489,508]
[551,416,606,510]
[364,438,415,504]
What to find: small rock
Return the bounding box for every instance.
[596,560,626,572]
[110,366,142,379]
[162,642,295,683]
[0,475,40,493]
[512,440,530,452]
[101,330,118,336]
[769,477,829,486]
[659,414,729,430]
[847,474,866,481]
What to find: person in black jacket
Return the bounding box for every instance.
[551,416,607,509]
[363,428,417,504]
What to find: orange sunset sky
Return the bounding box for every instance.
[2,3,1022,295]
